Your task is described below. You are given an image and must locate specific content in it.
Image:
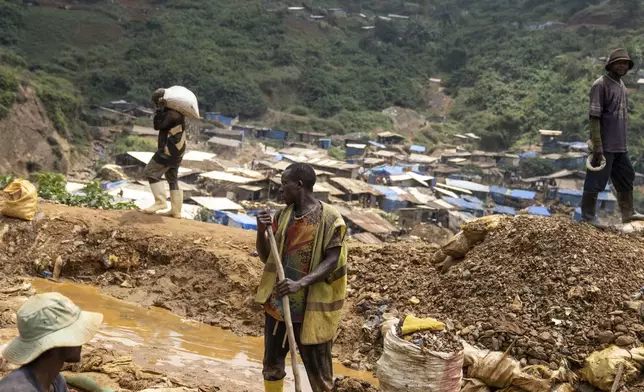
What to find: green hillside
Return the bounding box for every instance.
[3,0,644,166]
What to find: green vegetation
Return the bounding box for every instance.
[519,157,557,178]
[4,0,644,169]
[0,66,19,119]
[31,172,137,210]
[0,174,15,189]
[112,135,157,156]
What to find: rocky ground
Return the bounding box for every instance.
[4,204,644,390]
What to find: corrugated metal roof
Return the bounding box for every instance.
[433,187,459,199]
[346,143,367,149]
[539,130,562,136]
[443,197,485,211]
[127,151,155,164]
[510,189,536,200]
[351,232,382,244]
[200,171,254,184]
[406,154,439,164]
[432,198,457,210]
[237,185,264,192]
[207,136,242,148]
[183,151,216,162]
[368,141,386,148]
[527,206,550,216]
[364,157,385,165]
[329,177,381,195]
[373,150,398,158]
[409,145,426,152]
[314,182,345,196]
[493,205,516,216]
[377,131,404,138]
[333,205,398,234]
[465,133,480,140]
[130,125,157,137]
[435,183,473,195]
[225,167,265,179]
[191,197,243,211]
[445,179,490,193]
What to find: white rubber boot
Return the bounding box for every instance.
[159,190,183,218]
[142,182,167,214]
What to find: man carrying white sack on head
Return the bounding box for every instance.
[142,86,199,218]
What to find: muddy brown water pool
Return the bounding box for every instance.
[31,279,378,391]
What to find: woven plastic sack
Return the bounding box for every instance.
[376,325,463,392]
[161,86,199,119]
[2,179,37,221]
[580,346,640,391]
[461,378,491,392]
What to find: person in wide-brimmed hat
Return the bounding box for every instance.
[0,293,103,392]
[581,48,644,228]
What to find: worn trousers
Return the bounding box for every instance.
[263,313,334,392]
[583,152,634,193]
[143,159,179,190]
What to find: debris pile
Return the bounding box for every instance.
[339,215,644,371]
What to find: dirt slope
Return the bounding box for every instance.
[0,202,264,336]
[0,86,71,176]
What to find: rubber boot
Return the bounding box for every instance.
[581,191,606,229]
[159,190,183,218]
[142,182,167,214]
[617,192,644,223]
[264,379,284,392]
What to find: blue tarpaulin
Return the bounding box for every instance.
[369,185,409,211]
[527,206,550,217]
[204,113,234,125]
[490,186,536,202]
[573,207,582,222]
[520,151,539,160]
[319,139,331,150]
[224,212,258,231]
[410,145,426,153]
[493,205,516,216]
[510,189,536,200]
[443,197,485,211]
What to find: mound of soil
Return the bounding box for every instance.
[336,216,644,370]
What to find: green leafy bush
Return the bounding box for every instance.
[31,172,137,210]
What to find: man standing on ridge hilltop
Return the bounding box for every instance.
[255,162,348,392]
[582,48,644,227]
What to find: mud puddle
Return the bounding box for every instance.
[32,279,377,391]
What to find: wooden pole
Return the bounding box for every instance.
[266,229,303,392]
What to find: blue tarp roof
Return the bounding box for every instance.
[557,189,614,201]
[369,165,405,176]
[527,206,551,217]
[520,151,539,160]
[489,186,536,200]
[410,145,426,153]
[493,205,516,216]
[369,141,385,148]
[446,179,490,193]
[369,185,406,201]
[463,195,484,204]
[443,197,485,211]
[224,212,258,230]
[510,189,536,200]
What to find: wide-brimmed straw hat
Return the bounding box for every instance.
[1,293,103,365]
[605,48,634,71]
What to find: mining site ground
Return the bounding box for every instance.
[3,204,644,391]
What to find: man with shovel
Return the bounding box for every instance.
[582,48,644,227]
[255,163,348,392]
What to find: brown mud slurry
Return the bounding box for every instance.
[30,279,378,391]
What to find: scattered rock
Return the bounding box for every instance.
[597,331,615,344]
[615,335,636,346]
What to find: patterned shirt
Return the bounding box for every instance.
[264,203,344,323]
[589,75,628,153]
